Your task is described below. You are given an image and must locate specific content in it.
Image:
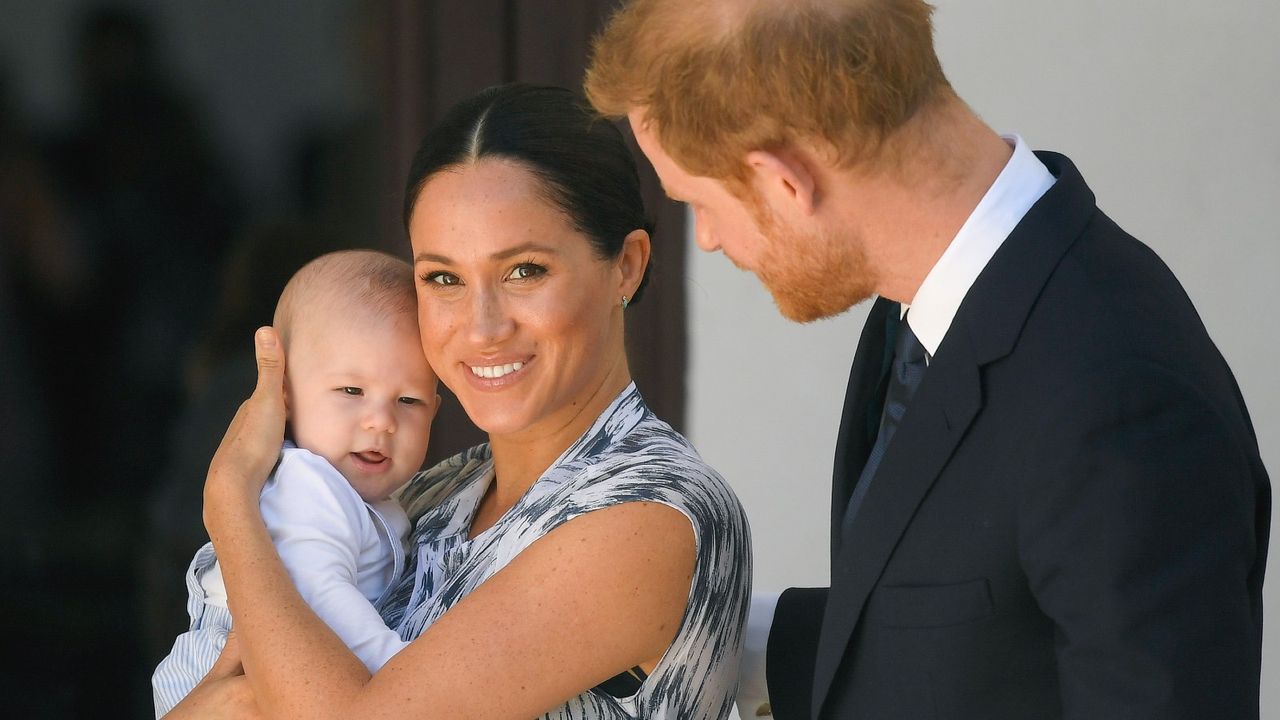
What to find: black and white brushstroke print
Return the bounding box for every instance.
[380,383,752,719]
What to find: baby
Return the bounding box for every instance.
[152,250,437,717]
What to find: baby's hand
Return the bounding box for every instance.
[204,327,287,534]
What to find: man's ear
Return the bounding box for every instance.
[746,148,818,216]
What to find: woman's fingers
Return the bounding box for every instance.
[205,328,288,519]
[242,327,287,443]
[252,327,286,403]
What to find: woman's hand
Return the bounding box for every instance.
[204,327,287,535]
[166,634,262,719]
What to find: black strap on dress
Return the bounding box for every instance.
[595,666,648,698]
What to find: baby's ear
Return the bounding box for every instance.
[431,393,442,420]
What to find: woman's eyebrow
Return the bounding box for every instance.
[491,242,559,261]
[415,242,559,266]
[414,251,452,265]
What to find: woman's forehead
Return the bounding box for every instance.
[421,158,539,200]
[409,161,588,260]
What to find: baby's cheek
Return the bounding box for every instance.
[404,417,433,467]
[289,407,351,468]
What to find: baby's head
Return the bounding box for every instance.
[274,250,438,502]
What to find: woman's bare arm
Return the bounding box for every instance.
[204,328,696,719]
[165,634,261,719]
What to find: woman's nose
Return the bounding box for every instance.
[468,287,515,346]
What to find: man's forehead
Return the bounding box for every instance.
[626,121,677,186]
[626,110,666,159]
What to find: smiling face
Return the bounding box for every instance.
[407,159,631,442]
[286,310,438,503]
[629,110,875,322]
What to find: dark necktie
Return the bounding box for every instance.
[840,313,929,540]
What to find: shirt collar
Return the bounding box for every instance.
[902,134,1056,358]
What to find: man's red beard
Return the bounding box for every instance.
[749,204,878,323]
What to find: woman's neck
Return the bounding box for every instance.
[485,363,633,515]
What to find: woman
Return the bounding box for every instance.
[173,84,750,719]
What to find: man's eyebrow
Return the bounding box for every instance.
[414,242,560,265]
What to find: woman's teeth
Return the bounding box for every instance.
[470,361,524,379]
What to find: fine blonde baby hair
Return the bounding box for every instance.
[273,249,417,350]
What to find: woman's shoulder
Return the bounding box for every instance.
[608,411,728,482]
[561,411,748,530]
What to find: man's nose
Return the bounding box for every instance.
[692,210,720,252]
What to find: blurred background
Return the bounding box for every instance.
[1,1,1276,718]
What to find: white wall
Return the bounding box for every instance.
[685,1,1280,716]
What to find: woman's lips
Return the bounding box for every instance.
[468,360,525,379]
[463,357,532,390]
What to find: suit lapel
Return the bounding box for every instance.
[812,331,984,715]
[829,298,898,559]
[809,151,1099,717]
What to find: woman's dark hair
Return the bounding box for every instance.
[402,83,654,304]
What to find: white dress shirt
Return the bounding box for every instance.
[737,135,1055,717]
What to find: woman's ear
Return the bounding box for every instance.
[617,228,652,299]
[745,147,818,217]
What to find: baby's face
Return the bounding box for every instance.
[285,312,438,502]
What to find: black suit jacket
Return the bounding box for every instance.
[766,152,1270,720]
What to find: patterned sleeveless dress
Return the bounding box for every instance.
[379,384,751,719]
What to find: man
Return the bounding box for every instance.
[586,1,1269,719]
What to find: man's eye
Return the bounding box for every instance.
[421,271,460,286]
[507,263,546,281]
[340,387,363,396]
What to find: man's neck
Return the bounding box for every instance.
[834,103,1012,306]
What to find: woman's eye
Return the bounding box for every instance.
[507,263,546,281]
[422,271,460,286]
[340,387,363,396]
